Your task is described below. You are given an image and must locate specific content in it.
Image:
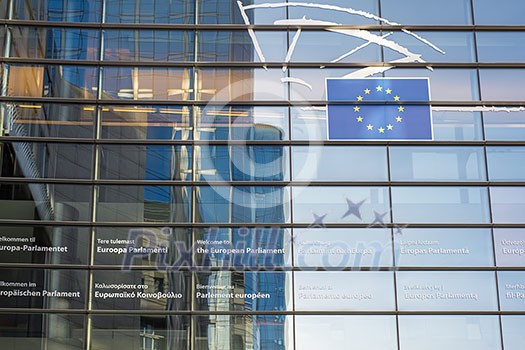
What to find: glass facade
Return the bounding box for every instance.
[0,0,524,349]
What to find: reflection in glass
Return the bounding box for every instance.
[480,69,525,101]
[432,110,483,141]
[493,229,525,267]
[287,0,379,25]
[398,315,501,350]
[13,0,102,22]
[99,145,191,181]
[477,32,525,62]
[490,187,525,223]
[104,30,193,62]
[502,316,525,350]
[382,0,472,24]
[473,0,525,25]
[291,107,327,141]
[96,185,191,223]
[498,271,525,311]
[487,147,525,181]
[391,187,490,224]
[389,146,486,181]
[105,0,193,23]
[484,111,525,141]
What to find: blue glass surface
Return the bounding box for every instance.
[487,147,525,181]
[491,187,525,223]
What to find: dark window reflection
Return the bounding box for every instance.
[105,0,194,24]
[13,0,102,22]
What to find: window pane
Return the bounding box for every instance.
[105,0,193,23]
[477,32,525,62]
[432,110,483,141]
[498,271,525,311]
[291,107,328,141]
[294,228,393,268]
[502,316,525,350]
[389,146,486,181]
[473,0,525,25]
[292,146,388,181]
[287,0,379,25]
[487,147,525,181]
[13,0,102,22]
[494,229,525,267]
[196,146,289,182]
[382,0,472,24]
[491,187,525,223]
[10,26,100,60]
[394,228,494,267]
[92,270,191,311]
[292,186,390,224]
[101,67,192,101]
[7,64,98,99]
[96,185,191,223]
[294,271,396,311]
[0,225,90,265]
[399,315,501,350]
[104,30,193,62]
[198,0,257,24]
[484,111,525,141]
[0,314,84,349]
[100,105,191,140]
[99,145,192,181]
[289,68,359,101]
[397,271,498,311]
[480,69,525,101]
[295,316,397,350]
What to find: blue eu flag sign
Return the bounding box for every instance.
[326,78,433,140]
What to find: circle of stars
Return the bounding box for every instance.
[354,84,404,135]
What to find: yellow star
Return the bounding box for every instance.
[396,116,403,122]
[357,96,363,101]
[354,106,360,112]
[376,85,383,92]
[394,95,400,101]
[386,88,392,94]
[356,116,363,122]
[364,88,371,94]
[398,106,405,112]
[378,127,385,133]
[367,124,373,130]
[387,124,393,130]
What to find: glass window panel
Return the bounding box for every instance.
[473,0,525,25]
[292,146,388,181]
[90,315,190,350]
[96,185,191,223]
[295,316,397,350]
[105,0,193,23]
[7,64,98,99]
[104,30,193,62]
[394,228,494,267]
[197,145,289,182]
[287,0,379,25]
[10,26,99,60]
[92,270,191,311]
[291,107,328,141]
[0,314,84,349]
[498,271,525,311]
[392,187,490,224]
[100,105,191,140]
[0,27,4,57]
[0,225,90,265]
[195,271,291,311]
[389,146,486,181]
[194,315,293,350]
[384,68,479,101]
[294,271,396,311]
[477,32,525,62]
[502,316,525,350]
[487,147,525,181]
[2,103,95,139]
[382,0,472,24]
[197,68,287,101]
[94,227,191,267]
[432,110,483,141]
[0,183,92,221]
[196,186,290,224]
[198,31,286,62]
[484,111,525,141]
[292,186,390,224]
[294,228,393,268]
[0,268,86,309]
[494,229,525,267]
[384,32,475,62]
[0,3,6,19]
[1,142,93,179]
[101,67,192,101]
[397,271,498,311]
[480,69,525,101]
[13,0,102,22]
[198,0,270,24]
[99,145,191,181]
[290,31,381,63]
[289,68,358,101]
[491,187,525,223]
[398,315,501,350]
[197,106,289,141]
[194,227,292,268]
